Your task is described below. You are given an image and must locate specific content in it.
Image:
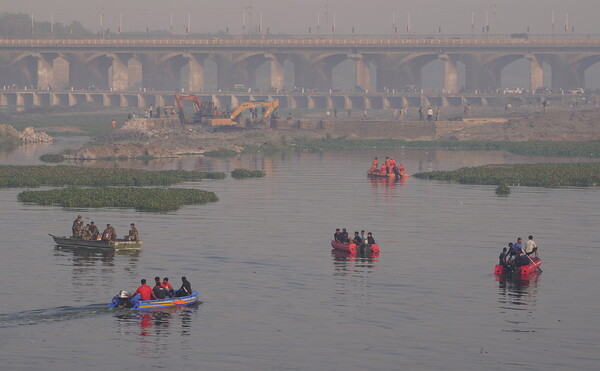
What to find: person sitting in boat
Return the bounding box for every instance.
[153,279,171,300]
[126,223,139,241]
[175,276,192,297]
[81,224,92,240]
[72,215,83,238]
[399,163,405,174]
[132,279,153,301]
[89,222,100,240]
[162,277,175,296]
[102,224,116,241]
[379,164,388,175]
[334,228,342,242]
[514,247,530,267]
[340,228,350,243]
[360,230,367,243]
[366,232,376,245]
[370,157,378,172]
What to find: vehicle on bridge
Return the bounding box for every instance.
[535,87,553,95]
[503,87,527,94]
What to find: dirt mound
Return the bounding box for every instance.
[0,124,53,143]
[449,109,600,141]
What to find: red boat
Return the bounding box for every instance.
[494,257,542,275]
[331,240,380,254]
[367,169,410,179]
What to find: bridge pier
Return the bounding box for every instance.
[527,54,544,93]
[440,54,458,94]
[268,54,285,90]
[186,54,206,92]
[109,54,130,91]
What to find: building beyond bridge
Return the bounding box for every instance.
[1,37,600,94]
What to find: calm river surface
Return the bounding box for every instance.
[0,141,599,370]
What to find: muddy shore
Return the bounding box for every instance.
[64,107,600,159]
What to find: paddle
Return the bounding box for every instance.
[525,252,543,273]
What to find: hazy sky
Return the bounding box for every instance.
[3,0,600,35]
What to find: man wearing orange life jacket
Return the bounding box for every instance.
[370,157,378,172]
[384,157,393,174]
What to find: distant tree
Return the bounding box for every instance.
[0,13,93,38]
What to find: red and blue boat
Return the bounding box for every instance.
[494,257,542,276]
[108,290,200,310]
[331,240,380,254]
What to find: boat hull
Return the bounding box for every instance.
[108,290,200,310]
[331,240,380,254]
[367,170,409,179]
[50,234,142,250]
[494,257,542,275]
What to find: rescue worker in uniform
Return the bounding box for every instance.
[89,222,100,240]
[126,223,139,241]
[72,215,83,238]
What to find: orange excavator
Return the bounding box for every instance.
[174,92,218,126]
[207,100,279,127]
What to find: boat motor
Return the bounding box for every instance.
[116,290,134,308]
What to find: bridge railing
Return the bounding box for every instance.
[2,37,600,47]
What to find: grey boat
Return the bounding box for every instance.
[49,234,143,250]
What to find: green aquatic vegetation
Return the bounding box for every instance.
[0,165,226,188]
[39,154,66,163]
[495,183,511,195]
[203,148,238,158]
[231,168,265,179]
[17,187,219,213]
[413,163,600,187]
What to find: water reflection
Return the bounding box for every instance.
[113,305,200,355]
[53,246,140,296]
[496,272,541,332]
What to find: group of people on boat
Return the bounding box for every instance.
[123,276,193,303]
[71,215,139,241]
[334,228,376,246]
[498,235,539,270]
[369,157,405,176]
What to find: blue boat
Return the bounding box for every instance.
[108,290,200,310]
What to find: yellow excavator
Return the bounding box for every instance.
[207,100,279,127]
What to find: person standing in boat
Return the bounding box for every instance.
[176,276,192,297]
[525,235,538,258]
[132,279,153,301]
[366,232,376,246]
[340,228,350,243]
[498,247,508,268]
[89,222,100,240]
[352,231,363,245]
[72,215,83,238]
[126,223,139,241]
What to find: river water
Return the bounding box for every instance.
[0,141,599,370]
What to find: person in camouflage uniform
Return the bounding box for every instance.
[89,222,100,240]
[126,223,139,241]
[72,215,83,238]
